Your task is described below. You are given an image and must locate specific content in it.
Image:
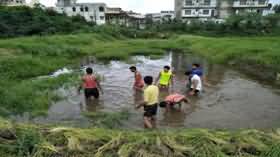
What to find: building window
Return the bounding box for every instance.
[259,0,266,5]
[185,10,192,15]
[240,0,246,5]
[80,7,84,12]
[204,0,210,5]
[85,7,89,12]
[100,16,105,20]
[72,7,76,12]
[99,6,104,12]
[185,0,193,6]
[203,9,210,15]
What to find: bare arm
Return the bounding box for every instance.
[169,74,174,86]
[155,72,161,85]
[136,101,147,109]
[78,77,84,94]
[96,80,103,93]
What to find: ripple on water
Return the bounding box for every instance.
[18,52,280,129]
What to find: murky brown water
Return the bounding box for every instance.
[16,52,280,129]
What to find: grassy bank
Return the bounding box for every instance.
[0,33,280,116]
[0,118,279,157]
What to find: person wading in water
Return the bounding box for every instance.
[129,66,145,91]
[155,65,174,89]
[136,76,159,129]
[78,67,103,100]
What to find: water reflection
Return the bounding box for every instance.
[20,52,280,129]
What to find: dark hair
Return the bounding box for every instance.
[185,71,192,76]
[144,76,153,85]
[159,101,167,108]
[164,66,171,70]
[86,67,93,74]
[129,66,137,71]
[192,63,200,68]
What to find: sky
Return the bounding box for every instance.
[26,0,280,14]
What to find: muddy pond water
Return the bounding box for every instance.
[15,52,280,129]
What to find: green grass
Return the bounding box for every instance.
[0,119,279,157]
[83,110,131,129]
[0,33,280,116]
[0,33,280,156]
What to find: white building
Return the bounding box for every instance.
[0,0,26,6]
[176,0,218,20]
[232,0,271,16]
[175,0,272,21]
[146,10,175,23]
[56,0,106,25]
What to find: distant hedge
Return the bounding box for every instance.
[0,6,93,38]
[146,13,280,36]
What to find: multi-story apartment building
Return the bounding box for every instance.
[175,0,271,21]
[232,0,270,15]
[0,0,26,6]
[175,0,218,20]
[56,0,106,25]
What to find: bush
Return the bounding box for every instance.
[0,6,92,38]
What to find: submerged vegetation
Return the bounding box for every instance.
[0,33,280,116]
[0,118,279,157]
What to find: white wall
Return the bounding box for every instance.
[57,4,106,25]
[182,8,214,17]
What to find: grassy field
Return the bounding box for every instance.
[0,118,279,157]
[0,33,280,116]
[0,33,280,156]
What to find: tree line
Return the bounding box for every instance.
[0,6,280,38]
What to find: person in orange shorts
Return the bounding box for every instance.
[129,66,145,91]
[159,93,190,112]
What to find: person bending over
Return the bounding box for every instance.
[129,66,144,91]
[159,93,190,112]
[185,71,202,96]
[136,76,159,129]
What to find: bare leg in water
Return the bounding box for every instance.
[144,117,153,129]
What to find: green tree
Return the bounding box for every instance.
[273,4,280,13]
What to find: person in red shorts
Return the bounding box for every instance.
[79,67,103,100]
[159,93,190,112]
[129,66,145,91]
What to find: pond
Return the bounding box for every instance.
[13,52,280,129]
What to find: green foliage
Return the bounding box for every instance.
[0,74,79,116]
[83,110,130,129]
[146,13,280,36]
[273,4,280,14]
[0,6,92,38]
[0,33,279,116]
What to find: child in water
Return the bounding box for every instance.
[136,76,159,129]
[159,93,190,112]
[79,67,103,100]
[129,66,144,91]
[155,65,174,88]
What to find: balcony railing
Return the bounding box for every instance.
[184,2,217,8]
[233,1,269,8]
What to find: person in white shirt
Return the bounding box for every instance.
[185,71,202,96]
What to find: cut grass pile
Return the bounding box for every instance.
[0,118,279,157]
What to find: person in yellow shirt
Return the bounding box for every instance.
[136,76,159,129]
[155,66,174,88]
